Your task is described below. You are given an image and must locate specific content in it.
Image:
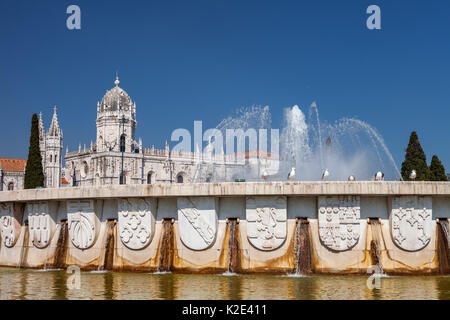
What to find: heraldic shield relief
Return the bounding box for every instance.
[67,200,97,250]
[177,197,218,251]
[318,196,361,251]
[391,196,432,251]
[26,202,52,249]
[246,196,287,251]
[118,198,155,250]
[0,203,17,248]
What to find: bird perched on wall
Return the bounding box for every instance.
[375,171,384,181]
[348,175,356,181]
[322,169,329,180]
[261,169,269,180]
[409,170,417,180]
[288,167,296,180]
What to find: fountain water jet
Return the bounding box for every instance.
[201,103,400,182]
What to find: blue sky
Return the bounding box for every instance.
[0,0,449,171]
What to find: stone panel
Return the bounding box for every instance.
[390,196,432,251]
[246,196,287,251]
[26,202,52,249]
[177,197,218,250]
[67,200,97,249]
[318,196,360,251]
[0,203,17,247]
[118,198,156,250]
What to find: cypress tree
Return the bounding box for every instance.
[24,114,44,189]
[401,131,431,181]
[429,155,447,181]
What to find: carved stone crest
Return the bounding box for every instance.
[0,203,17,248]
[246,196,287,251]
[118,198,155,250]
[26,202,52,249]
[67,200,97,249]
[391,196,432,251]
[318,196,360,251]
[177,197,217,250]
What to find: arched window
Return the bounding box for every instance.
[147,172,153,184]
[55,155,57,163]
[50,155,52,163]
[7,182,14,191]
[177,174,184,183]
[120,134,126,152]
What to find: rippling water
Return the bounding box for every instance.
[0,268,449,300]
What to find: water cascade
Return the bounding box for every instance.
[226,219,240,273]
[294,218,312,275]
[98,220,116,271]
[52,221,68,269]
[368,219,384,274]
[158,219,174,272]
[18,224,29,268]
[437,219,450,274]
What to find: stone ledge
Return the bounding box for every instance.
[0,181,449,202]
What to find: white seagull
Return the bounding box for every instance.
[348,175,356,181]
[288,167,296,180]
[409,170,417,180]
[322,169,329,180]
[375,171,384,181]
[261,169,269,180]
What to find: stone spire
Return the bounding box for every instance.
[114,75,120,87]
[48,106,61,137]
[38,112,45,141]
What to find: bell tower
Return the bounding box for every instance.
[96,76,137,153]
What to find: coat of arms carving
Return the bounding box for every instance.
[67,200,97,249]
[177,197,217,250]
[318,196,360,251]
[26,202,52,249]
[391,196,432,251]
[118,198,155,250]
[0,203,17,248]
[246,196,287,251]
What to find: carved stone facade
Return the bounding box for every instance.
[67,200,97,249]
[118,198,155,250]
[38,108,63,189]
[246,196,287,251]
[26,202,53,249]
[177,197,218,250]
[318,196,360,251]
[0,203,17,247]
[63,77,272,188]
[391,196,432,251]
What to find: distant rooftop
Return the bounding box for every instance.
[0,158,27,172]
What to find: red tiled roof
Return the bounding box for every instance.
[0,158,27,172]
[233,150,280,159]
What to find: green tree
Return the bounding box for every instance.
[401,131,431,181]
[24,114,44,189]
[429,155,447,181]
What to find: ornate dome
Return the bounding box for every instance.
[99,77,133,113]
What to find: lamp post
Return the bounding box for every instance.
[119,115,128,185]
